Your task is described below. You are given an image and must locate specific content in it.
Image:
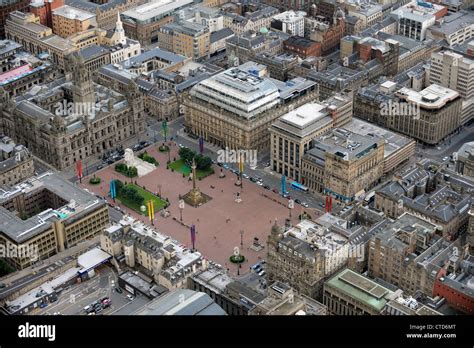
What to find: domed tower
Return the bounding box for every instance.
[333,6,345,25]
[268,218,283,249]
[310,3,317,17]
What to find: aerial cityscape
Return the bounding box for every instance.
[0,0,472,331]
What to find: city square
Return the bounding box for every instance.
[81,143,308,275]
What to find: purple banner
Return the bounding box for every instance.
[199,137,204,154]
[190,224,196,250]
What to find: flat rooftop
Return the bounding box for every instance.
[52,5,95,21]
[346,118,414,161]
[428,10,474,35]
[135,289,226,315]
[392,0,446,21]
[396,84,460,110]
[313,128,383,161]
[0,172,105,243]
[122,0,193,23]
[279,103,328,128]
[326,268,394,312]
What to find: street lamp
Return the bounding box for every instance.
[288,199,294,218]
[157,184,162,197]
[240,230,244,249]
[179,199,185,221]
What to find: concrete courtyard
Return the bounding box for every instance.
[81,143,309,275]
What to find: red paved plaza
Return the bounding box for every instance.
[82,143,306,275]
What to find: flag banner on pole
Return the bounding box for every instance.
[190,224,196,250]
[281,175,286,194]
[76,160,83,179]
[199,137,204,154]
[239,153,244,173]
[150,201,154,220]
[109,180,116,199]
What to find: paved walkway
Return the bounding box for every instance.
[81,144,303,276]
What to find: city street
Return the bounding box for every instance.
[40,265,132,316]
[417,123,474,161]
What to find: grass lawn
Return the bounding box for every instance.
[168,159,213,178]
[117,183,167,214]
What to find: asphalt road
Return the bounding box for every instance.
[40,265,133,316]
[417,123,474,161]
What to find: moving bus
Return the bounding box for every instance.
[364,191,375,204]
[291,181,309,192]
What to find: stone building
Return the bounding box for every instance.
[356,83,462,145]
[121,0,193,45]
[222,5,279,35]
[270,93,353,182]
[30,0,64,28]
[184,61,318,152]
[51,5,96,38]
[101,216,207,288]
[0,52,145,170]
[374,160,473,240]
[5,11,77,72]
[427,50,474,125]
[302,128,385,203]
[0,172,109,269]
[226,29,290,65]
[368,212,466,297]
[323,268,395,315]
[158,21,210,60]
[455,142,474,178]
[0,0,30,38]
[0,135,33,187]
[267,218,353,300]
[0,40,57,97]
[249,281,327,315]
[66,0,140,31]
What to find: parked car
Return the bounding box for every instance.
[243,174,250,179]
[263,185,271,190]
[39,303,48,309]
[115,287,123,294]
[272,188,278,194]
[302,202,309,208]
[294,199,301,204]
[256,181,264,186]
[258,270,266,277]
[126,294,134,301]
